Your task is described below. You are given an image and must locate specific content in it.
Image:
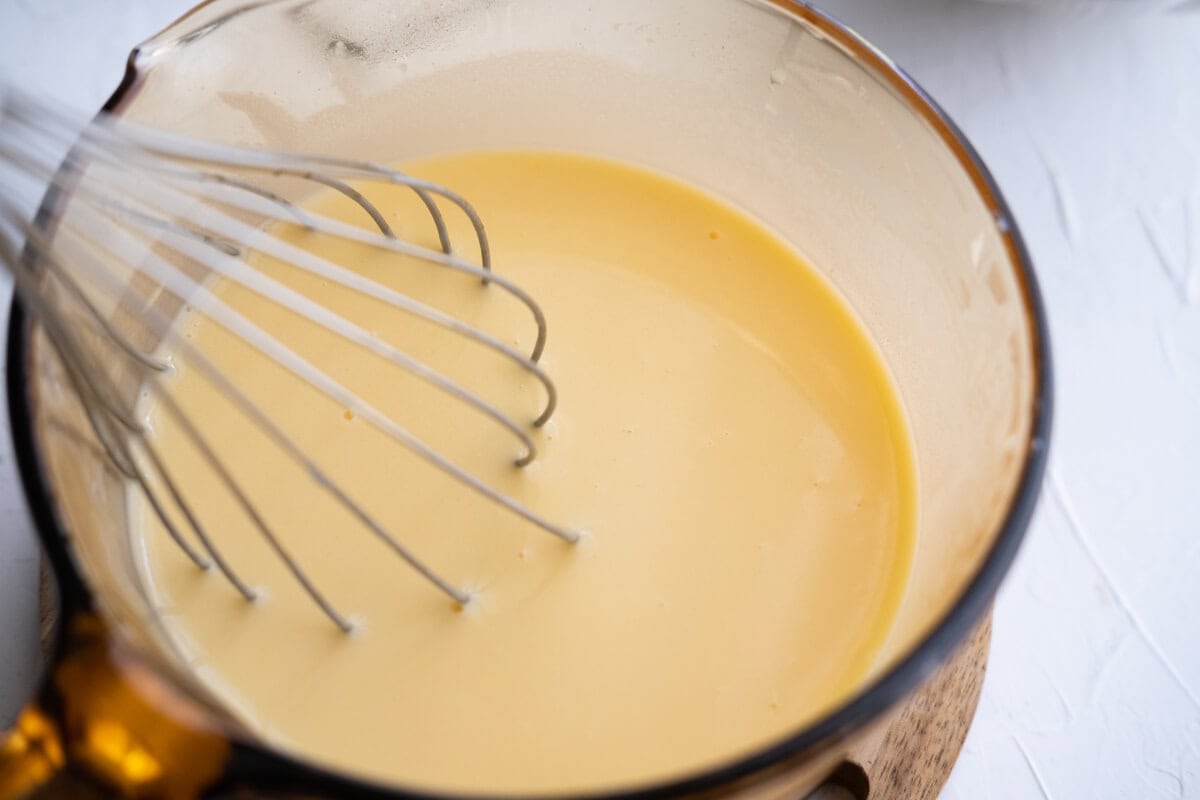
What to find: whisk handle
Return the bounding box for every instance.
[0,610,232,800]
[0,603,382,800]
[0,736,109,799]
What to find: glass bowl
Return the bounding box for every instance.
[1,1,1051,797]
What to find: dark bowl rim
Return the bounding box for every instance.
[5,1,1052,797]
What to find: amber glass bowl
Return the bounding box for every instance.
[1,1,1050,797]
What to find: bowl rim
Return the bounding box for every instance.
[5,1,1052,797]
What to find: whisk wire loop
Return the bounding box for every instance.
[0,89,579,630]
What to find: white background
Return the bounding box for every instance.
[1,1,1198,798]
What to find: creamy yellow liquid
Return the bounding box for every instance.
[137,151,916,794]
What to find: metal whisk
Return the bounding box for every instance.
[0,89,579,632]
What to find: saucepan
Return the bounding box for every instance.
[0,1,1050,797]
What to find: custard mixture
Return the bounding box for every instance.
[136,151,916,794]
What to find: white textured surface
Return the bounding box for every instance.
[0,1,1197,798]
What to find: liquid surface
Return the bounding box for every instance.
[137,152,916,794]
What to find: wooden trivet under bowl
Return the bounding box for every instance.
[832,615,991,800]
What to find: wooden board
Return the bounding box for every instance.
[832,615,992,800]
